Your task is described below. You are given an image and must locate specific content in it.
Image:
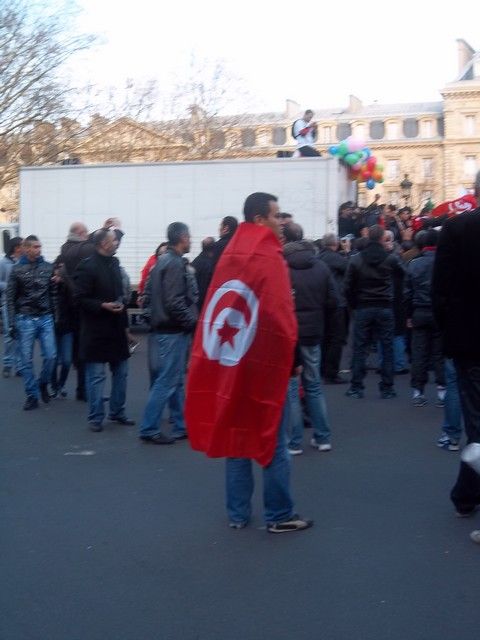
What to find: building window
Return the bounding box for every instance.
[464,155,477,178]
[421,120,433,138]
[272,127,286,145]
[210,131,225,149]
[369,121,385,140]
[241,129,256,147]
[320,126,333,143]
[386,122,399,140]
[387,159,400,181]
[336,123,352,140]
[465,115,476,137]
[422,158,433,179]
[403,119,418,138]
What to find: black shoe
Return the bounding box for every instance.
[380,389,397,399]
[89,422,103,432]
[395,368,410,375]
[324,376,348,385]
[267,514,314,534]
[23,396,39,411]
[140,433,175,445]
[76,390,87,402]
[109,416,136,425]
[2,367,11,378]
[39,383,52,404]
[172,432,188,441]
[346,388,364,399]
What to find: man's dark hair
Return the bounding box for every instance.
[368,225,385,243]
[338,201,353,215]
[23,235,39,245]
[243,192,278,223]
[283,223,304,243]
[279,212,293,220]
[413,230,427,249]
[417,229,439,249]
[92,228,111,247]
[221,216,238,234]
[305,109,314,116]
[398,206,412,216]
[387,204,396,213]
[201,236,215,251]
[167,222,189,245]
[7,236,23,256]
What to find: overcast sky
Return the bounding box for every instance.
[72,0,479,115]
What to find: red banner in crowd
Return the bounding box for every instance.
[185,222,297,467]
[431,194,477,218]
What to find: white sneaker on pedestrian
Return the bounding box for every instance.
[287,446,303,456]
[470,530,480,544]
[310,438,332,452]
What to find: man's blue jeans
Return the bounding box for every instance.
[300,344,330,444]
[442,359,463,442]
[351,307,394,392]
[85,359,128,424]
[51,332,73,391]
[287,376,305,448]
[140,332,189,437]
[2,303,21,371]
[226,398,294,525]
[378,335,407,372]
[16,313,56,399]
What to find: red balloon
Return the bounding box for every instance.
[366,157,377,171]
[362,170,372,180]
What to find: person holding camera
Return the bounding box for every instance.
[73,228,134,432]
[292,110,320,157]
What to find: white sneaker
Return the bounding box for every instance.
[470,530,480,544]
[310,438,332,452]
[287,446,303,456]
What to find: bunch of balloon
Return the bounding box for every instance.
[328,136,384,190]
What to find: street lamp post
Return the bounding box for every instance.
[400,173,413,206]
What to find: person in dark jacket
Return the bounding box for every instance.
[344,225,404,399]
[317,233,349,383]
[432,192,480,524]
[50,260,75,398]
[73,229,133,432]
[6,235,57,410]
[191,236,215,309]
[139,222,198,445]
[284,235,338,453]
[405,229,445,407]
[0,236,23,377]
[60,222,94,401]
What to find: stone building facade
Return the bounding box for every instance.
[1,40,479,223]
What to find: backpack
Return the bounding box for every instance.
[291,120,301,139]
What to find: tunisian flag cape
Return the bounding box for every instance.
[185,222,297,467]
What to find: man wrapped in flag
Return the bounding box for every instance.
[185,192,313,533]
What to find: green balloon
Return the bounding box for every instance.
[345,153,357,165]
[337,141,349,156]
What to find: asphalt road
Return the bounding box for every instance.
[1,333,479,640]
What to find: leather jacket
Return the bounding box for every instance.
[6,256,56,326]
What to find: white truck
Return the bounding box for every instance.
[18,157,354,286]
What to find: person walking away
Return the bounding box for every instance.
[6,236,57,410]
[284,233,338,454]
[139,223,198,444]
[191,237,215,310]
[405,229,445,407]
[344,225,404,399]
[0,237,23,377]
[50,260,75,398]
[73,229,134,431]
[186,192,313,533]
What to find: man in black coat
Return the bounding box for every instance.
[317,233,349,383]
[284,235,338,453]
[191,236,215,310]
[432,189,480,522]
[344,225,404,399]
[73,229,133,432]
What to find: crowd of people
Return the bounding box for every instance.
[1,182,480,541]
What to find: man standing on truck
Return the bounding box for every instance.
[6,235,57,410]
[292,110,320,157]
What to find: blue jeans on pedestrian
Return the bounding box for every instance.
[226,398,294,525]
[85,359,129,425]
[378,334,407,372]
[51,332,73,391]
[2,303,21,371]
[140,332,189,437]
[442,359,463,442]
[16,313,56,399]
[351,307,394,392]
[299,344,330,444]
[287,376,305,449]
